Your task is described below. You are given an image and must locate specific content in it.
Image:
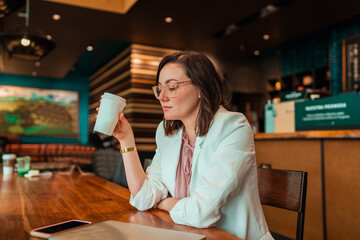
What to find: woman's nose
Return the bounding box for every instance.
[158,89,168,101]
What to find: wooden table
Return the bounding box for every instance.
[0,170,241,240]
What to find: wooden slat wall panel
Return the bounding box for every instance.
[89,44,177,151]
[90,47,132,81]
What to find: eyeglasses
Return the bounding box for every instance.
[152,80,191,99]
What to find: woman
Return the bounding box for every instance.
[112,51,273,240]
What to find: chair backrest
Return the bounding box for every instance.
[257,168,307,240]
[93,149,122,181]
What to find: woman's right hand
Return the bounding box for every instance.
[112,112,135,147]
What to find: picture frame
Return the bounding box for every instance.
[0,85,79,138]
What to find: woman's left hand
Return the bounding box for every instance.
[156,197,179,212]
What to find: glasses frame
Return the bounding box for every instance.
[152,80,191,99]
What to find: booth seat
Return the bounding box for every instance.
[5,143,95,165]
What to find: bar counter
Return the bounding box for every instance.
[255,129,360,139]
[254,129,360,240]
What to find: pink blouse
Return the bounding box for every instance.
[174,129,195,199]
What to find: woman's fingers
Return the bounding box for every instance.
[119,112,124,120]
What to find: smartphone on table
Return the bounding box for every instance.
[29,219,91,238]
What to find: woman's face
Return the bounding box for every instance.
[158,63,201,123]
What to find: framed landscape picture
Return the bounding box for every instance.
[0,85,79,138]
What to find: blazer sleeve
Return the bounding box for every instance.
[129,125,169,211]
[169,122,256,228]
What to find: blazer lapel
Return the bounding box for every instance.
[188,135,206,194]
[191,135,206,173]
[165,128,183,195]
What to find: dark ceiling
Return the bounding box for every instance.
[1,0,360,79]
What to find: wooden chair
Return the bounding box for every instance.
[257,168,308,240]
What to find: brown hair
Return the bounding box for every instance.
[156,51,231,137]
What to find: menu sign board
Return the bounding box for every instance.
[343,34,360,91]
[295,93,360,131]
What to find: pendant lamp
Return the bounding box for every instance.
[0,0,56,61]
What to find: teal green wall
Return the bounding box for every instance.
[329,17,360,96]
[281,32,329,76]
[0,72,89,144]
[279,15,360,96]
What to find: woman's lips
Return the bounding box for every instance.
[162,106,171,111]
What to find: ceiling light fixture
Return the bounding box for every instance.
[0,0,56,61]
[254,50,260,56]
[260,4,278,19]
[214,0,296,38]
[52,14,61,21]
[165,17,173,23]
[20,37,31,46]
[263,34,270,40]
[86,45,94,51]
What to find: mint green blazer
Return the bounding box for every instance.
[130,107,273,240]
